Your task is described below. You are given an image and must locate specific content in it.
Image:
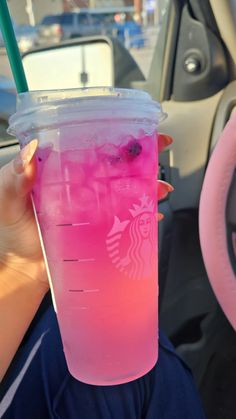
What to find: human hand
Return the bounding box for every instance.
[0,134,173,287]
[0,140,48,288]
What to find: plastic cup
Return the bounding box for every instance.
[8,87,166,385]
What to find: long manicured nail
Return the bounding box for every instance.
[160,134,173,146]
[159,180,174,192]
[158,134,173,152]
[157,213,164,221]
[13,139,38,174]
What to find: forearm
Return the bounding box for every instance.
[0,266,48,381]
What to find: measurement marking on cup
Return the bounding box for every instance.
[72,222,90,226]
[69,289,99,293]
[69,289,84,292]
[56,222,90,227]
[63,259,95,263]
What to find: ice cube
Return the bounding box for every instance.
[97,143,120,160]
[61,150,86,184]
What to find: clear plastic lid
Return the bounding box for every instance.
[8,87,166,136]
[16,87,154,109]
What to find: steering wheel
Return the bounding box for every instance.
[199,112,236,329]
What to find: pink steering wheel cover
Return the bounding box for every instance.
[199,113,236,329]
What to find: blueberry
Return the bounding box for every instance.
[123,140,142,160]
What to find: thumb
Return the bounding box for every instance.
[0,140,38,225]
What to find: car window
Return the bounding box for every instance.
[0,0,171,146]
[41,14,74,25]
[60,14,74,25]
[41,15,61,25]
[77,14,89,25]
[129,0,170,78]
[90,13,115,25]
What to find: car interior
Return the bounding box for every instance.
[0,0,236,417]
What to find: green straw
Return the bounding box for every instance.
[0,0,28,93]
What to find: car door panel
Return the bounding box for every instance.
[159,90,223,210]
[210,81,236,151]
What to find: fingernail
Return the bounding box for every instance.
[159,180,174,192]
[13,139,38,174]
[167,183,174,192]
[158,134,173,153]
[162,134,173,146]
[157,213,164,221]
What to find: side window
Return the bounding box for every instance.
[61,14,73,25]
[89,15,100,25]
[77,14,89,25]
[129,0,171,80]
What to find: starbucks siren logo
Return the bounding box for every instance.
[106,195,156,279]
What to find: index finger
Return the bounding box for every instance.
[0,141,38,225]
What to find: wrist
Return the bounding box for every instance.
[0,261,49,381]
[0,261,49,296]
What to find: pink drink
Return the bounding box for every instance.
[9,88,165,385]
